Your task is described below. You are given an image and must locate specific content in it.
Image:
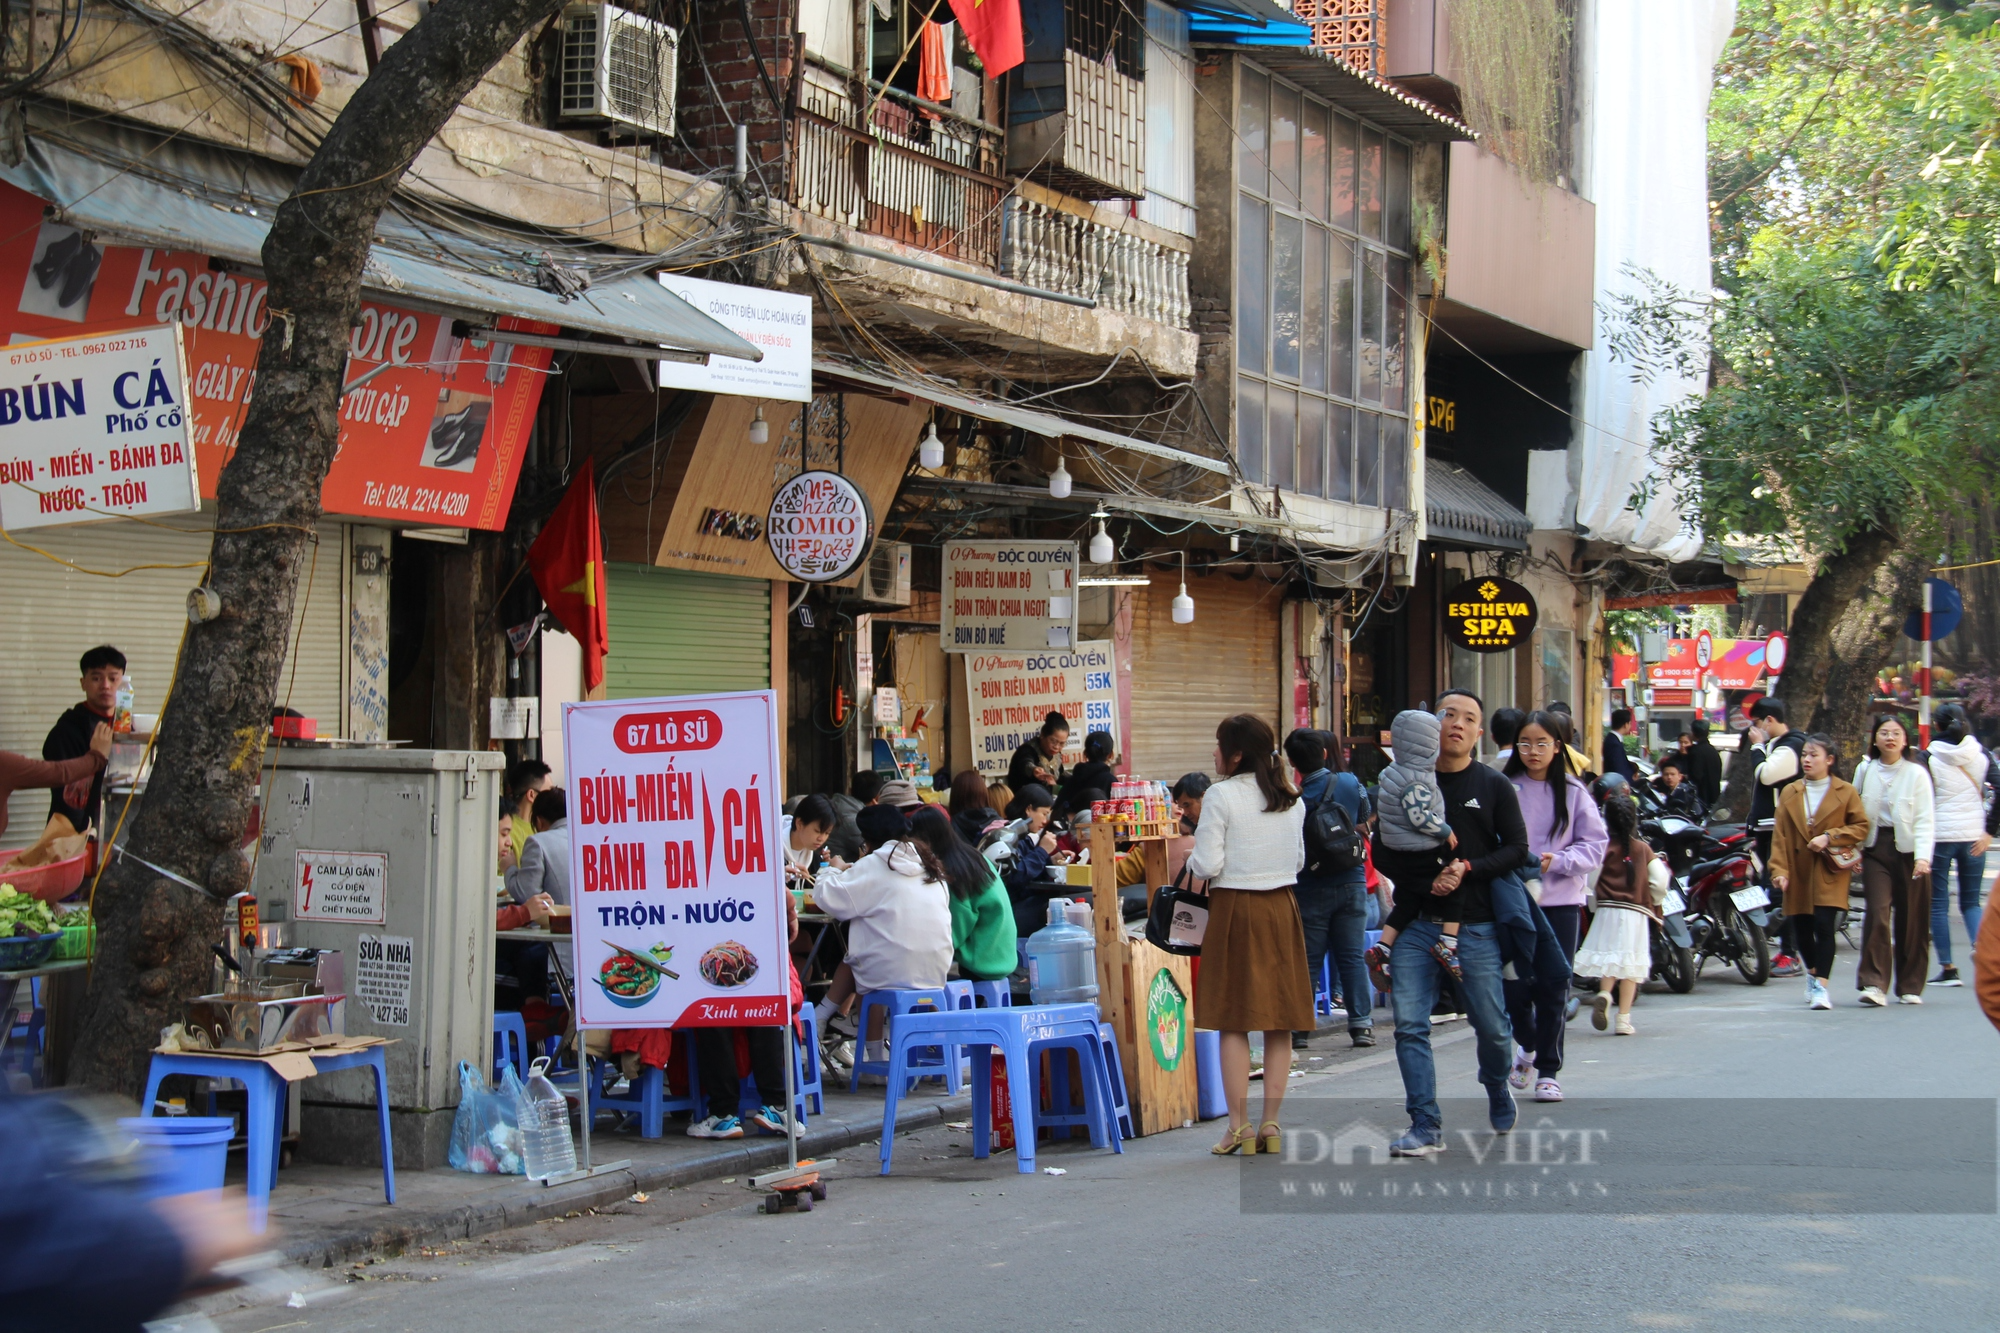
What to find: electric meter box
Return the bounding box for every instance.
[249,748,503,1169]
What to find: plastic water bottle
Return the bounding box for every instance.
[516,1056,577,1182]
[1026,898,1099,1005]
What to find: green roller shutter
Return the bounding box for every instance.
[603,564,770,699]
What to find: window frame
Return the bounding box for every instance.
[1234,61,1416,513]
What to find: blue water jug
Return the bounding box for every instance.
[1025,897,1099,1005]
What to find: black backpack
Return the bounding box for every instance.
[1305,780,1367,875]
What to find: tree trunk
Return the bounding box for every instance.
[1813,547,1929,762]
[1776,523,1899,733]
[71,0,565,1099]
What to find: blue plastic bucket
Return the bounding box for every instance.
[119,1116,233,1196]
[1193,1030,1225,1121]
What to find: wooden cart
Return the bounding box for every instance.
[1086,823,1197,1136]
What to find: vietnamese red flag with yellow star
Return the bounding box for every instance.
[528,459,609,690]
[946,0,1023,77]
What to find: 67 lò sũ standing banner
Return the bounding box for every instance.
[564,690,790,1029]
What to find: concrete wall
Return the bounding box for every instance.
[1443,142,1596,351]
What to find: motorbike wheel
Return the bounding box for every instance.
[1730,910,1772,985]
[1659,938,1697,993]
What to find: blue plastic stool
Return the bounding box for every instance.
[1314,956,1335,1015]
[942,979,974,1010]
[1097,1022,1135,1140]
[1193,1029,1226,1121]
[1036,1044,1093,1141]
[851,988,958,1093]
[878,1004,1119,1175]
[966,980,1013,1008]
[589,1053,701,1139]
[142,1047,394,1231]
[493,1012,530,1082]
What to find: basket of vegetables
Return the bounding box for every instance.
[52,905,94,961]
[0,885,62,969]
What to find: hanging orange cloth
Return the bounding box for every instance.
[917,19,953,109]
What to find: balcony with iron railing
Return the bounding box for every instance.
[789,59,1190,331]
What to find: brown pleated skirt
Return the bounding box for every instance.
[1192,886,1315,1031]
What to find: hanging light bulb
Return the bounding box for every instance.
[1089,507,1115,564]
[1172,551,1195,624]
[1048,456,1072,499]
[918,421,945,470]
[747,403,769,445]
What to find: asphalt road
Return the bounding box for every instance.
[201,923,2000,1333]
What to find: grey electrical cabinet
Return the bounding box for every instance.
[249,748,503,1169]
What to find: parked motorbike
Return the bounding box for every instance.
[1643,815,1771,986]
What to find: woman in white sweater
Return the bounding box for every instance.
[811,810,954,1060]
[1187,714,1310,1156]
[1853,714,1935,1006]
[1925,702,1989,986]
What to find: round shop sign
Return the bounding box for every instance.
[1146,967,1187,1071]
[766,469,873,582]
[1442,576,1539,654]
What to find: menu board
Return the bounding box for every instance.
[941,539,1080,652]
[965,639,1118,778]
[0,323,198,530]
[564,690,790,1029]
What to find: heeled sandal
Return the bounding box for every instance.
[1211,1123,1257,1155]
[1258,1122,1283,1155]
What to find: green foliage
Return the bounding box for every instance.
[1606,1,2000,552]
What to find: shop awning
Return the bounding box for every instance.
[812,358,1234,477]
[1426,459,1532,549]
[1206,47,1474,142]
[1164,0,1311,37]
[2,122,761,363]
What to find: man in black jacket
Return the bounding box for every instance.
[1371,689,1530,1157]
[1601,708,1639,782]
[1747,696,1808,977]
[44,644,125,833]
[1685,718,1725,808]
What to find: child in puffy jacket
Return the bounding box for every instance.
[1365,710,1464,981]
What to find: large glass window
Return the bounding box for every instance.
[1235,64,1414,508]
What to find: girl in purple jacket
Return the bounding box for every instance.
[1501,711,1608,1103]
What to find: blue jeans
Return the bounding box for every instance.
[1296,874,1373,1032]
[1390,920,1513,1133]
[1929,840,1987,967]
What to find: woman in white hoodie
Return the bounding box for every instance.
[1926,703,1989,987]
[1853,714,1935,1006]
[810,805,955,1060]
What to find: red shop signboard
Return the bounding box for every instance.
[0,182,552,529]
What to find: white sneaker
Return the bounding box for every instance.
[1897,992,1924,1005]
[1590,992,1612,1031]
[1614,1015,1635,1036]
[686,1113,744,1139]
[1857,986,1888,1007]
[1809,980,1832,1011]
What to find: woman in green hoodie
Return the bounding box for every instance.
[909,806,1018,981]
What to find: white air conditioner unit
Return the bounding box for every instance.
[860,542,912,607]
[558,3,678,137]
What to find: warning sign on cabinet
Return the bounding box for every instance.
[355,932,413,1028]
[293,850,388,924]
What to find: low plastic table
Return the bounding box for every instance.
[141,1044,395,1230]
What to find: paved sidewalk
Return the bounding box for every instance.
[251,1008,1373,1269]
[263,1080,972,1269]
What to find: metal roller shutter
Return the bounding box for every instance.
[1127,570,1283,783]
[603,564,770,699]
[0,511,346,848]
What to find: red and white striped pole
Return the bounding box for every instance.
[1919,578,1933,747]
